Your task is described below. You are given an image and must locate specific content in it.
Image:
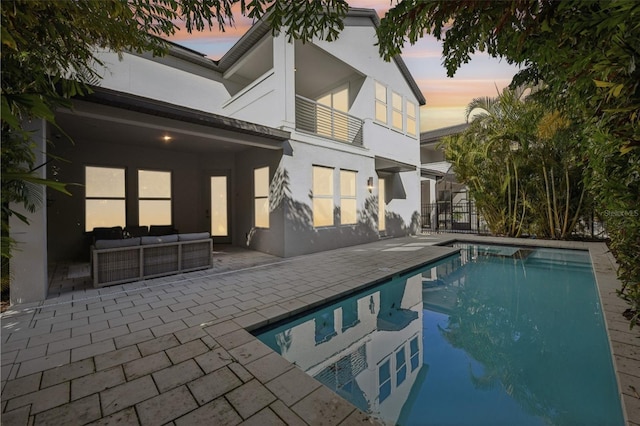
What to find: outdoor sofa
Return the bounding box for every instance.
[91,229,213,288]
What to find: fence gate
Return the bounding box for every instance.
[421,201,486,234]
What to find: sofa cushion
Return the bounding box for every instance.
[93,226,123,240]
[149,225,178,236]
[94,238,140,249]
[141,235,179,245]
[124,225,149,238]
[178,232,211,241]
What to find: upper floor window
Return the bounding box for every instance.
[392,92,403,131]
[407,101,417,136]
[85,166,126,232]
[318,86,349,141]
[254,167,270,228]
[375,82,388,124]
[340,170,357,225]
[138,170,172,227]
[313,166,334,227]
[396,346,407,386]
[410,336,420,372]
[378,358,392,403]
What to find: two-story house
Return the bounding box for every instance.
[10,8,425,303]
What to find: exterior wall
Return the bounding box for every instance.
[235,148,285,257]
[279,140,378,257]
[421,146,445,163]
[222,33,295,131]
[312,24,421,122]
[245,138,420,258]
[10,120,49,304]
[384,169,421,236]
[221,71,280,126]
[94,51,233,113]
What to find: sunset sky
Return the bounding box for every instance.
[167,0,519,131]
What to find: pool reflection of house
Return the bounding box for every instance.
[421,250,469,315]
[261,274,424,423]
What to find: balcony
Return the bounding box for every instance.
[295,95,363,146]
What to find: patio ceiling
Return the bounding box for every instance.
[55,92,289,155]
[295,40,364,99]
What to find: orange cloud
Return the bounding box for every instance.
[420,106,467,131]
[417,78,512,108]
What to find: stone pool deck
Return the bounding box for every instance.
[1,234,639,425]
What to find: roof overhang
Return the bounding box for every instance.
[55,87,290,154]
[420,123,470,145]
[79,87,290,142]
[375,156,417,173]
[420,161,453,179]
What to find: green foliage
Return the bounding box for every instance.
[380,0,639,323]
[444,87,588,239]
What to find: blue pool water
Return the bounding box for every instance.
[255,244,624,425]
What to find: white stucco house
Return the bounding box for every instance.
[10,8,426,303]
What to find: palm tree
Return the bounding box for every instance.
[446,86,535,237]
[443,86,587,239]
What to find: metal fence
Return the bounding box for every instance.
[422,201,488,234]
[421,201,607,239]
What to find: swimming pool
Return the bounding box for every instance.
[255,243,624,425]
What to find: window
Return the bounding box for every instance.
[396,347,407,386]
[317,87,349,141]
[313,166,334,227]
[138,170,172,227]
[340,170,357,225]
[254,167,270,228]
[407,101,417,136]
[85,166,126,232]
[375,82,387,123]
[392,92,403,131]
[378,359,392,403]
[314,311,337,344]
[410,336,420,372]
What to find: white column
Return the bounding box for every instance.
[273,33,296,131]
[9,119,49,304]
[429,179,437,203]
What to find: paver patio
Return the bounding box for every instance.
[1,234,639,425]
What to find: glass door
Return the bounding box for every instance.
[378,177,386,233]
[210,174,230,243]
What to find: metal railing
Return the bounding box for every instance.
[295,95,363,146]
[422,201,488,234]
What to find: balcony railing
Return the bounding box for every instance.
[295,95,363,146]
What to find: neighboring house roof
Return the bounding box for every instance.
[421,161,453,178]
[82,86,291,141]
[163,8,426,105]
[420,123,470,145]
[420,125,467,179]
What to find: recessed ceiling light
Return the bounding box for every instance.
[162,135,172,142]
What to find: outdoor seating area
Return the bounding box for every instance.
[91,230,213,288]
